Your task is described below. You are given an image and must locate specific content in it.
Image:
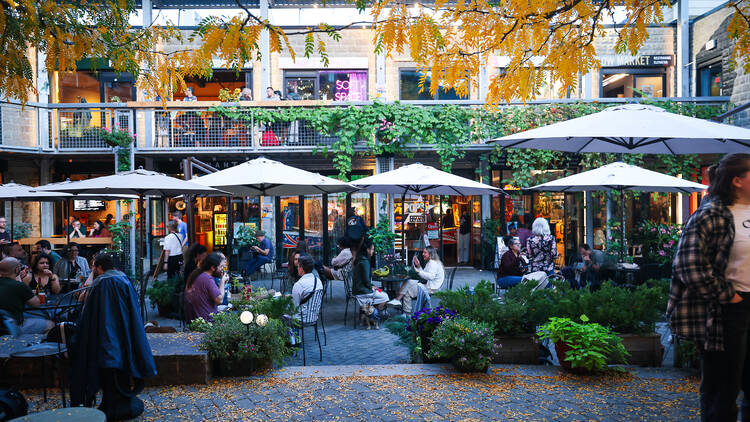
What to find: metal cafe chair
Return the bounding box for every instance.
[297,289,325,366]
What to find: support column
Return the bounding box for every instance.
[40,159,53,237]
[142,0,152,27]
[260,0,271,97]
[585,192,594,247]
[37,50,50,149]
[676,0,690,97]
[376,52,387,100]
[479,65,489,101]
[582,73,593,99]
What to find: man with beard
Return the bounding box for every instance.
[184,252,228,322]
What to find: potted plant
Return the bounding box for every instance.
[537,315,628,374]
[407,306,456,363]
[631,220,681,279]
[146,277,178,317]
[200,311,294,376]
[426,317,498,373]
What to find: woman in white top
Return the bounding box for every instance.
[163,220,184,280]
[388,246,445,313]
[323,237,353,281]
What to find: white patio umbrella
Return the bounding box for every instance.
[0,182,73,241]
[36,169,228,317]
[528,161,708,259]
[352,163,504,257]
[492,103,750,154]
[191,156,357,196]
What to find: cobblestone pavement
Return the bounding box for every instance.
[22,364,700,421]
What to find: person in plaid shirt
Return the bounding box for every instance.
[669,153,750,421]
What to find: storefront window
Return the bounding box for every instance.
[351,193,373,229]
[601,71,665,98]
[698,64,722,96]
[399,69,468,100]
[57,71,136,103]
[284,70,368,101]
[183,70,252,101]
[279,196,300,263]
[303,195,324,262]
[328,194,347,259]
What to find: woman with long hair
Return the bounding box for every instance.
[182,243,208,282]
[669,153,750,420]
[88,220,111,238]
[23,253,61,294]
[184,252,227,322]
[387,246,445,312]
[351,237,389,313]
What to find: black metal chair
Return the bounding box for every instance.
[447,266,459,290]
[342,270,359,328]
[297,289,325,366]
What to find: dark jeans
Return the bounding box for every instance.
[701,292,750,422]
[244,255,273,275]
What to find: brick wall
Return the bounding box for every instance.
[3,159,43,238]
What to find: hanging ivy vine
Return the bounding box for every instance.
[209,100,726,182]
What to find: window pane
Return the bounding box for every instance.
[699,66,722,97]
[635,75,664,97]
[318,71,367,101]
[399,70,433,100]
[601,73,634,98]
[285,77,315,100]
[303,195,324,262]
[280,196,300,263]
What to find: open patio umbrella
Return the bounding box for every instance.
[0,182,73,241]
[352,163,504,258]
[36,169,228,317]
[528,161,708,259]
[492,103,750,154]
[190,156,357,196]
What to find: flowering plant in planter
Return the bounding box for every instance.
[407,306,457,335]
[188,316,212,333]
[630,220,681,265]
[426,317,499,372]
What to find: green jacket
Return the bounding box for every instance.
[351,254,373,296]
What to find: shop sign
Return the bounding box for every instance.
[599,54,674,67]
[427,222,439,239]
[408,214,426,224]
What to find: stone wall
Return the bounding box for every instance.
[2,159,43,238]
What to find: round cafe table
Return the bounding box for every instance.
[373,275,408,299]
[9,407,105,422]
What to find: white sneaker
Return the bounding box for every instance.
[387,299,402,307]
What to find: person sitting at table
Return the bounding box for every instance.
[35,239,61,268]
[496,237,526,289]
[291,254,324,318]
[22,253,61,295]
[68,253,156,419]
[527,217,558,275]
[88,220,111,238]
[387,246,445,312]
[579,243,615,290]
[0,216,11,244]
[182,243,208,283]
[323,237,352,281]
[53,242,91,284]
[351,237,389,314]
[0,257,53,334]
[69,218,86,239]
[184,252,228,322]
[6,242,27,267]
[242,230,274,280]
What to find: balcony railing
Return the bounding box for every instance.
[0,97,732,154]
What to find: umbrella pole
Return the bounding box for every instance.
[620,189,626,262]
[439,196,443,261]
[139,194,146,320]
[226,195,233,274]
[10,200,13,241]
[401,193,406,262]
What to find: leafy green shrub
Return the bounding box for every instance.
[537,315,628,373]
[12,222,32,240]
[251,295,297,321]
[200,312,293,366]
[630,220,682,265]
[368,216,397,255]
[188,316,212,333]
[146,277,178,307]
[427,317,498,372]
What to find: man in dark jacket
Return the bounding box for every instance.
[69,253,156,419]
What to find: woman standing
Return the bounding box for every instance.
[527,217,558,275]
[23,253,61,294]
[669,153,750,421]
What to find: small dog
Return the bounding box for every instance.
[359,303,380,330]
[144,320,177,333]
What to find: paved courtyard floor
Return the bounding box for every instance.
[22,364,700,421]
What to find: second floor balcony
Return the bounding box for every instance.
[0,97,733,155]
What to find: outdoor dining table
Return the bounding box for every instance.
[373,275,408,299]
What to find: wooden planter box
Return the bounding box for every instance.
[493,334,539,364]
[616,333,663,367]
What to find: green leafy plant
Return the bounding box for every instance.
[146,277,178,307]
[234,224,259,249]
[11,222,32,239]
[630,220,682,265]
[537,315,628,373]
[426,317,498,372]
[200,312,294,367]
[106,217,132,253]
[188,316,213,333]
[368,216,397,255]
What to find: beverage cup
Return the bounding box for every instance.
[39,292,46,305]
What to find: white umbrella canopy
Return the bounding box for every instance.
[35,168,226,196]
[529,161,708,260]
[0,182,72,200]
[191,157,357,196]
[527,161,709,193]
[492,103,750,154]
[351,163,504,196]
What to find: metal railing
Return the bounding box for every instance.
[0,97,734,154]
